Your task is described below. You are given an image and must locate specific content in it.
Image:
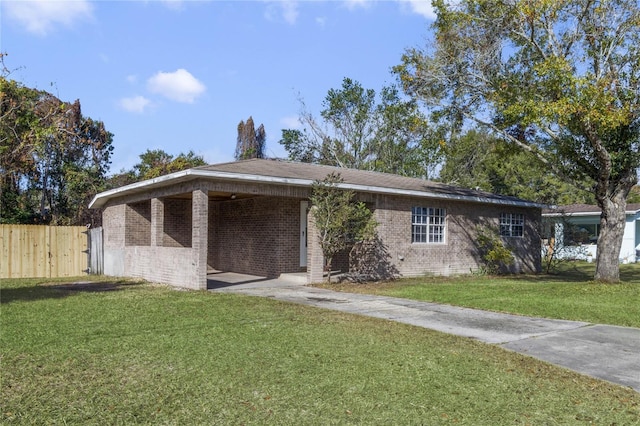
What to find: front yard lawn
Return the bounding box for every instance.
[321,262,640,328]
[1,276,639,424]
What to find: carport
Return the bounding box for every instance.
[89,164,324,289]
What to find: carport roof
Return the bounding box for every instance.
[89,158,544,209]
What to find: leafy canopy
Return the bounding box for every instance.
[107,149,206,188]
[280,77,442,179]
[440,129,594,205]
[1,73,113,225]
[395,0,640,282]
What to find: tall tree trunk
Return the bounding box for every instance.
[325,256,333,283]
[594,168,635,282]
[594,196,626,282]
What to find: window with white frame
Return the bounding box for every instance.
[412,207,446,243]
[500,213,524,237]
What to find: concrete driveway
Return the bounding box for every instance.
[209,272,640,393]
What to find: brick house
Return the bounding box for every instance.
[89,159,543,289]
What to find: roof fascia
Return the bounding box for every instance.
[89,169,544,209]
[88,169,193,209]
[542,212,599,217]
[543,210,640,218]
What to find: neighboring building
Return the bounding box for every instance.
[89,159,543,289]
[542,203,640,263]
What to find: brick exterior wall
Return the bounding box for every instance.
[306,209,324,283]
[102,204,126,276]
[123,246,197,286]
[103,204,125,248]
[163,199,192,248]
[191,189,209,290]
[101,189,210,289]
[125,201,151,246]
[207,201,219,271]
[212,197,302,277]
[150,198,164,247]
[370,194,541,276]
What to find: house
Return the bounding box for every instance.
[542,203,640,263]
[89,159,543,289]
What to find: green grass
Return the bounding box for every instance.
[322,262,640,328]
[1,276,639,424]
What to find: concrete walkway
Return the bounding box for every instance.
[209,273,640,393]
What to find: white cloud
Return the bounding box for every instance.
[280,1,299,25]
[119,96,152,114]
[315,16,327,27]
[147,69,206,103]
[142,0,184,10]
[160,0,183,11]
[264,1,299,25]
[343,0,371,11]
[126,74,138,84]
[397,0,437,19]
[280,115,302,129]
[4,0,93,36]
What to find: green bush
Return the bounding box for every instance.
[476,226,514,274]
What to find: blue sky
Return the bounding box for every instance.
[2,0,434,173]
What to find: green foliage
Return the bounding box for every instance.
[0,75,113,225]
[108,149,206,187]
[440,130,594,204]
[476,226,514,275]
[280,77,441,178]
[235,116,266,160]
[395,0,640,281]
[310,172,373,282]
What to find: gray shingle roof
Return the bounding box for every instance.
[90,158,543,209]
[195,158,536,205]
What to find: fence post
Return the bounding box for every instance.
[46,225,52,278]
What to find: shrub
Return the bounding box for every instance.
[476,226,514,274]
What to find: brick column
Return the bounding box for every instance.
[150,198,164,247]
[192,189,209,290]
[306,206,324,283]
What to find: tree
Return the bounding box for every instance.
[1,73,113,225]
[440,129,594,205]
[235,116,266,160]
[280,78,441,179]
[395,0,640,282]
[108,149,206,186]
[310,172,373,283]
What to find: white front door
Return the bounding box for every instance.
[300,201,308,267]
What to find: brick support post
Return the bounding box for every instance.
[192,189,209,290]
[151,198,164,247]
[306,206,324,283]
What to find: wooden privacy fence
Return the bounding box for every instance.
[0,225,89,279]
